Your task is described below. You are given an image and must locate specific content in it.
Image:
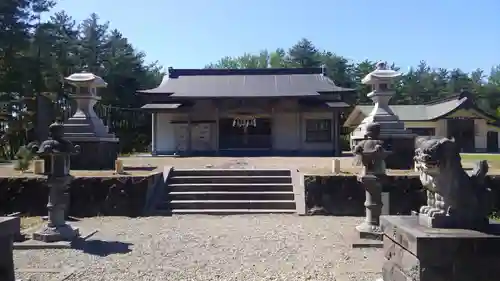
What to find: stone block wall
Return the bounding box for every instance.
[305,175,500,217]
[0,173,161,217]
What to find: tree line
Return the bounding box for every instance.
[1,0,163,159]
[2,1,499,160]
[207,39,500,110]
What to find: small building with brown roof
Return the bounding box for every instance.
[138,67,354,156]
[344,91,500,152]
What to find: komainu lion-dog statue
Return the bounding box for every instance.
[414,137,492,229]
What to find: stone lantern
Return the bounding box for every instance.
[32,121,80,242]
[350,61,415,169]
[352,122,391,239]
[63,72,119,170]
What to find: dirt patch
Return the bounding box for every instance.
[117,156,500,175]
[1,155,499,177]
[20,216,43,230]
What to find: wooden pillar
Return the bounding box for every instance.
[151,112,157,156]
[215,107,220,155]
[333,111,340,157]
[298,111,303,152]
[187,112,192,155]
[271,106,275,152]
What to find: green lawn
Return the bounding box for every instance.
[461,153,500,168]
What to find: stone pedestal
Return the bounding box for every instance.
[32,224,79,243]
[69,139,119,170]
[381,137,415,170]
[0,217,20,281]
[32,174,80,243]
[356,174,383,240]
[381,216,500,281]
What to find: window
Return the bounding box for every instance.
[409,128,435,136]
[305,119,332,142]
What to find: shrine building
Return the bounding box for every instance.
[344,91,500,153]
[137,67,354,156]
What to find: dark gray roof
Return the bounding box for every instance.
[137,68,354,97]
[141,103,182,109]
[355,96,468,121]
[326,102,350,108]
[345,91,500,127]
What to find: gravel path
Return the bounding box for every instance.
[14,216,383,281]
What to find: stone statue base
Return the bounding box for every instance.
[32,224,80,243]
[68,139,119,170]
[380,216,500,281]
[418,212,491,230]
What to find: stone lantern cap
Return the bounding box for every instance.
[362,61,401,85]
[65,72,108,88]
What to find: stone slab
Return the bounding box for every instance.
[14,228,97,250]
[358,230,383,241]
[16,266,77,281]
[380,215,500,281]
[351,238,383,249]
[0,217,21,237]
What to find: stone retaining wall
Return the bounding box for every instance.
[0,173,162,217]
[305,175,500,216]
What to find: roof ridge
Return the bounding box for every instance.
[167,67,324,78]
[423,92,472,105]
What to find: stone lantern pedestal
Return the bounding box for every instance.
[63,72,119,170]
[351,62,415,169]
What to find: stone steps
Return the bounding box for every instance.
[168,191,295,201]
[169,175,292,184]
[162,200,296,210]
[172,169,291,177]
[157,169,297,214]
[169,183,294,192]
[158,209,297,215]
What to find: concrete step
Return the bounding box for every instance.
[168,191,295,201]
[164,200,296,210]
[166,209,296,215]
[168,183,294,192]
[154,209,296,215]
[172,169,291,177]
[169,176,292,184]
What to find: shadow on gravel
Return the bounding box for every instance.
[71,239,133,257]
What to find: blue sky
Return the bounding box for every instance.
[42,0,500,74]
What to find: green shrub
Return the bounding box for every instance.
[13,144,36,172]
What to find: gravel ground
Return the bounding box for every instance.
[14,215,383,281]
